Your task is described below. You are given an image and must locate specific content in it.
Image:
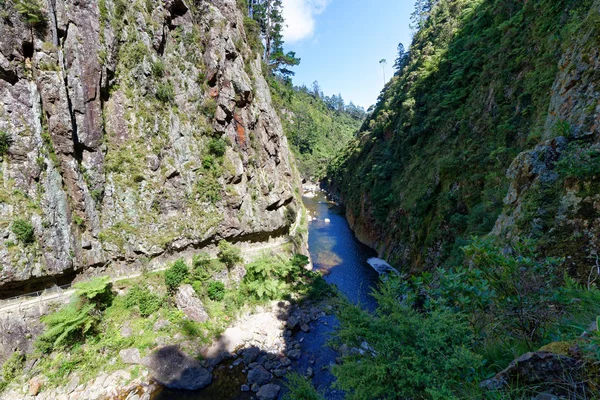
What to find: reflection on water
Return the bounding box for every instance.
[304,192,380,310]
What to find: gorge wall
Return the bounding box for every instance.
[327,0,600,278]
[0,0,302,297]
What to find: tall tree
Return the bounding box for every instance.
[393,43,409,73]
[379,59,387,84]
[251,0,300,77]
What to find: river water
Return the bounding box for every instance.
[153,191,380,399]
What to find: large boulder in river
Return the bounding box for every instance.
[175,284,209,323]
[143,346,212,390]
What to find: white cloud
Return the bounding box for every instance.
[281,0,330,43]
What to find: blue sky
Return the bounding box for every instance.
[281,0,414,109]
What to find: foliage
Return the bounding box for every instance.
[73,277,113,310]
[15,0,45,26]
[217,241,242,268]
[37,303,97,353]
[207,281,225,301]
[0,131,12,157]
[0,351,25,392]
[283,372,325,400]
[151,60,165,78]
[11,219,34,244]
[165,259,189,293]
[156,81,175,103]
[124,285,162,317]
[333,287,482,399]
[269,77,366,178]
[557,142,600,179]
[326,0,597,270]
[208,138,227,157]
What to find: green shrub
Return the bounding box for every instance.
[0,131,12,157]
[124,285,161,317]
[11,219,34,244]
[557,143,600,179]
[217,241,242,268]
[151,60,165,78]
[37,303,97,353]
[208,138,227,157]
[202,155,214,170]
[165,259,189,293]
[332,286,482,400]
[15,0,45,26]
[0,351,25,392]
[156,81,175,103]
[73,277,113,310]
[201,97,218,118]
[207,281,225,301]
[283,372,325,400]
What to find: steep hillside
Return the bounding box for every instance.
[0,0,303,296]
[328,0,600,278]
[269,79,365,179]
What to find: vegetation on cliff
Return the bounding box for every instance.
[324,0,600,397]
[327,0,600,275]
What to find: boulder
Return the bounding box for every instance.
[287,349,301,360]
[175,285,209,323]
[480,351,582,391]
[119,348,142,365]
[143,346,212,390]
[257,384,281,400]
[242,347,261,364]
[247,365,271,386]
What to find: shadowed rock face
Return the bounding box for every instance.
[0,0,302,294]
[144,346,212,390]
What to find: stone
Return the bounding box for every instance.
[480,351,581,391]
[247,365,271,386]
[251,383,260,392]
[280,357,291,367]
[300,324,310,332]
[241,384,250,392]
[175,285,209,323]
[306,367,314,378]
[273,368,286,377]
[256,383,281,400]
[29,377,42,396]
[242,347,261,364]
[287,349,301,360]
[153,319,171,332]
[119,348,142,365]
[143,346,212,390]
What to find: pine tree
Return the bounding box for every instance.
[250,0,300,78]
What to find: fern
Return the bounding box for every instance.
[37,303,97,352]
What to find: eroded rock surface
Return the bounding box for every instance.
[0,0,302,299]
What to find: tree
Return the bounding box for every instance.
[311,81,322,98]
[393,43,409,73]
[379,59,387,84]
[410,0,437,31]
[251,0,300,78]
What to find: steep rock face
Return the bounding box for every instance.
[327,0,600,277]
[0,0,301,295]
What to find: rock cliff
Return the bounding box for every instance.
[0,0,302,296]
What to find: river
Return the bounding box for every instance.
[153,190,381,399]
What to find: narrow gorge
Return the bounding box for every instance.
[1,0,600,399]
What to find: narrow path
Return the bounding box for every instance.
[0,236,292,314]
